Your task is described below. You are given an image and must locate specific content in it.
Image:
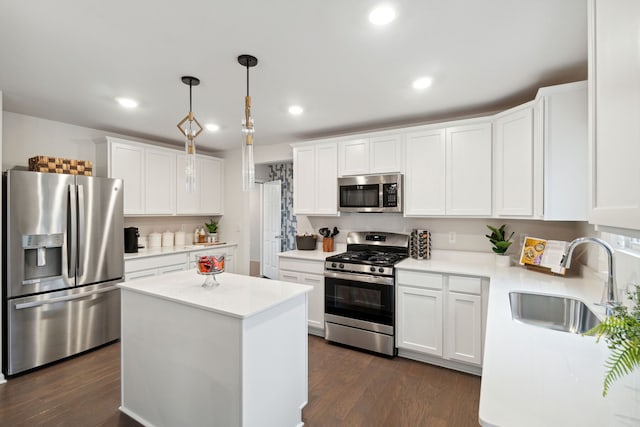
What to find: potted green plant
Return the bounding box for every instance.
[485,224,515,266]
[205,218,218,242]
[585,285,640,396]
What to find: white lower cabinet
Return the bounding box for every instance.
[278,257,325,336]
[396,269,484,374]
[124,253,189,281]
[397,286,443,356]
[124,245,237,281]
[445,291,482,365]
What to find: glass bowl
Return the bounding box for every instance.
[195,254,225,288]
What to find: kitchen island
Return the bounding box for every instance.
[118,270,312,427]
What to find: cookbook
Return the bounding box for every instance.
[519,236,568,275]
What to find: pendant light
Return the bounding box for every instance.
[177,76,203,193]
[238,54,258,192]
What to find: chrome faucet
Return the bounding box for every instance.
[560,237,618,314]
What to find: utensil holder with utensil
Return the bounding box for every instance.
[323,237,334,252]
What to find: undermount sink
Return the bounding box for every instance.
[509,292,601,334]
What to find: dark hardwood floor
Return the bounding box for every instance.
[0,337,480,426]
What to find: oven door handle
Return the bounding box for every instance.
[324,271,394,286]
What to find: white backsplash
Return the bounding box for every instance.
[299,214,587,254]
[124,216,220,242]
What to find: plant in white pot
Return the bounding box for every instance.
[485,224,515,266]
[205,218,218,242]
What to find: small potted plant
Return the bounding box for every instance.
[586,285,640,396]
[485,224,515,267]
[205,218,218,242]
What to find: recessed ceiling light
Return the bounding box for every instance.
[288,105,304,115]
[116,97,138,108]
[412,77,433,90]
[205,123,220,132]
[369,5,396,26]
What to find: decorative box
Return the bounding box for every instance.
[28,156,93,176]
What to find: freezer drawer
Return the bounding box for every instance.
[4,282,121,375]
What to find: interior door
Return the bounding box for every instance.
[262,180,282,279]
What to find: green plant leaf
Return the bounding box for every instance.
[602,339,640,396]
[485,224,514,254]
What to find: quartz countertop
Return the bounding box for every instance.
[278,245,345,261]
[118,269,311,319]
[124,242,237,260]
[478,266,640,426]
[274,248,640,425]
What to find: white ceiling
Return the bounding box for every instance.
[0,0,588,152]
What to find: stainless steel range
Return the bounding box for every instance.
[324,231,409,356]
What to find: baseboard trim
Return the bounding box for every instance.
[398,349,482,376]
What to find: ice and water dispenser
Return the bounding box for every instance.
[21,233,64,284]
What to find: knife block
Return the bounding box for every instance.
[323,237,334,252]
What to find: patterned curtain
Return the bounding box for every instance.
[268,163,296,251]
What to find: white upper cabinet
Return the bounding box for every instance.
[102,137,177,216]
[314,143,339,214]
[535,81,588,221]
[369,135,403,174]
[588,0,640,231]
[98,137,223,216]
[292,145,315,215]
[339,138,369,176]
[293,141,339,216]
[176,155,224,215]
[145,148,176,215]
[493,104,534,217]
[108,140,145,215]
[339,134,403,176]
[404,129,447,216]
[446,123,493,216]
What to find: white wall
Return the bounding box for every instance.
[2,112,224,234]
[254,142,293,164]
[1,112,186,171]
[218,148,251,275]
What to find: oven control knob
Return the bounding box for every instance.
[331,263,337,268]
[339,263,344,269]
[370,266,376,272]
[378,267,385,273]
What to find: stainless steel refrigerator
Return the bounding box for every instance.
[3,170,124,375]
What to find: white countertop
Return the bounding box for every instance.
[479,267,640,427]
[118,269,311,319]
[278,248,342,261]
[275,248,640,425]
[124,242,237,260]
[279,242,347,261]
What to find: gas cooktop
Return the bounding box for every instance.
[324,231,410,276]
[326,250,407,267]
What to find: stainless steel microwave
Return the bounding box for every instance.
[338,173,403,213]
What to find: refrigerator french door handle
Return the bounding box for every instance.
[14,285,120,310]
[77,184,85,277]
[68,184,77,278]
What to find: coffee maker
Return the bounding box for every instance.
[124,227,139,253]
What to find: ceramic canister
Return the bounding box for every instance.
[174,231,186,247]
[162,231,174,247]
[148,232,162,248]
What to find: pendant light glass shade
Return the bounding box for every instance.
[242,96,255,191]
[177,76,203,193]
[238,55,258,192]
